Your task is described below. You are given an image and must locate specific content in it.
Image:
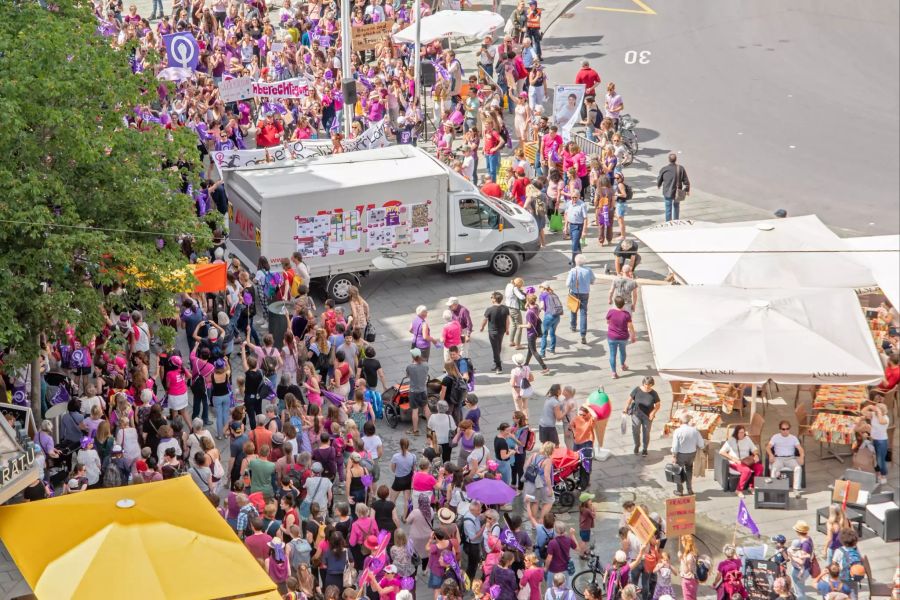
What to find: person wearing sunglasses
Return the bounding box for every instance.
[766,420,805,498]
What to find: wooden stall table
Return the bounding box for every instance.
[813,385,868,414]
[664,409,722,475]
[809,412,858,463]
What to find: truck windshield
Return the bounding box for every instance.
[459,198,500,229]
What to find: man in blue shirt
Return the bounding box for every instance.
[564,196,589,265]
[566,254,595,344]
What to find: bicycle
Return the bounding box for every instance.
[571,545,607,598]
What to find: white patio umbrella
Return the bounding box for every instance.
[634,215,877,289]
[392,10,504,44]
[641,286,884,386]
[843,235,900,308]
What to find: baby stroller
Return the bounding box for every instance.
[381,376,442,428]
[551,447,581,507]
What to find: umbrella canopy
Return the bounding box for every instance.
[393,10,504,44]
[465,477,517,505]
[641,286,884,385]
[843,234,900,308]
[157,66,195,81]
[634,215,876,289]
[0,478,277,600]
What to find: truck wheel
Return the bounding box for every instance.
[325,274,357,304]
[489,249,521,276]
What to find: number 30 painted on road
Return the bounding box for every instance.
[624,50,651,64]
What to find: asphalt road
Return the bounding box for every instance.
[541,0,900,234]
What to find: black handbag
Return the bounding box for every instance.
[364,321,376,343]
[664,463,684,483]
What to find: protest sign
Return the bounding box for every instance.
[665,495,696,537]
[163,32,200,70]
[352,21,394,51]
[552,83,585,142]
[627,506,658,546]
[218,76,254,103]
[251,77,309,99]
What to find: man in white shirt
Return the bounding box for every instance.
[670,413,705,496]
[766,420,805,498]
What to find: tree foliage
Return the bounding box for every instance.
[0,0,212,365]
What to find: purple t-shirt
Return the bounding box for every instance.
[546,535,576,573]
[525,307,541,339]
[606,309,632,341]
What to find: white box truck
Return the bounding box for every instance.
[225,145,540,302]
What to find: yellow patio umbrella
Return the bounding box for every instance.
[0,477,278,600]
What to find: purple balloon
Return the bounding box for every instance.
[368,555,385,573]
[490,584,502,599]
[400,576,415,591]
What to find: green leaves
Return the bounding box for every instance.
[0,0,211,366]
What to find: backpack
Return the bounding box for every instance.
[695,555,711,582]
[533,524,555,559]
[546,291,564,316]
[524,456,544,484]
[838,547,865,582]
[102,461,126,488]
[522,427,536,451]
[458,512,479,545]
[623,183,633,201]
[366,389,384,419]
[264,271,284,301]
[460,357,476,391]
[285,460,308,492]
[448,376,468,408]
[535,194,547,218]
[257,378,276,403]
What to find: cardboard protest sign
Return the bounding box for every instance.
[665,495,696,537]
[352,21,394,51]
[627,506,658,545]
[832,479,861,505]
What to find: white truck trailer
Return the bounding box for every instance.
[225,145,540,301]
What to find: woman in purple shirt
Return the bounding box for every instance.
[523,294,550,374]
[606,296,636,379]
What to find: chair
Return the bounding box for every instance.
[862,555,894,598]
[865,501,900,542]
[794,403,821,455]
[763,450,806,490]
[730,413,765,448]
[714,450,741,492]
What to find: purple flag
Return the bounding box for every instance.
[163,32,200,70]
[736,498,760,535]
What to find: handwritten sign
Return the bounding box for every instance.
[218,76,254,103]
[665,495,696,537]
[627,506,658,546]
[351,21,394,51]
[746,558,777,600]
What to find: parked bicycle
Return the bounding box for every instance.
[571,544,607,598]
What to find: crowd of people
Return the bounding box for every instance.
[4,0,899,599]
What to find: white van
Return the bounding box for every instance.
[225,145,540,301]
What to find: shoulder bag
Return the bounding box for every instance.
[342,549,357,588]
[674,166,687,203]
[567,268,581,313]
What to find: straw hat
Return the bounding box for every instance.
[792,520,810,534]
[437,507,455,525]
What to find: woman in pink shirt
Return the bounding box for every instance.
[411,457,438,507]
[348,503,379,569]
[164,355,191,425]
[441,310,462,357]
[520,552,544,600]
[568,142,589,200]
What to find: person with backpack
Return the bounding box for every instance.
[523,441,555,527]
[829,527,864,600]
[538,281,563,357]
[524,178,549,248]
[712,545,747,600]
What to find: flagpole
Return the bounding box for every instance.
[340,0,353,138]
[413,0,422,134]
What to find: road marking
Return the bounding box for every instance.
[587,0,656,15]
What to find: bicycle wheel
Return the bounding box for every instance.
[571,569,602,598]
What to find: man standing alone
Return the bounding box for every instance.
[656,153,690,222]
[481,291,511,374]
[670,413,704,496]
[566,254,595,345]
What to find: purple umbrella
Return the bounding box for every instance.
[464,478,516,506]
